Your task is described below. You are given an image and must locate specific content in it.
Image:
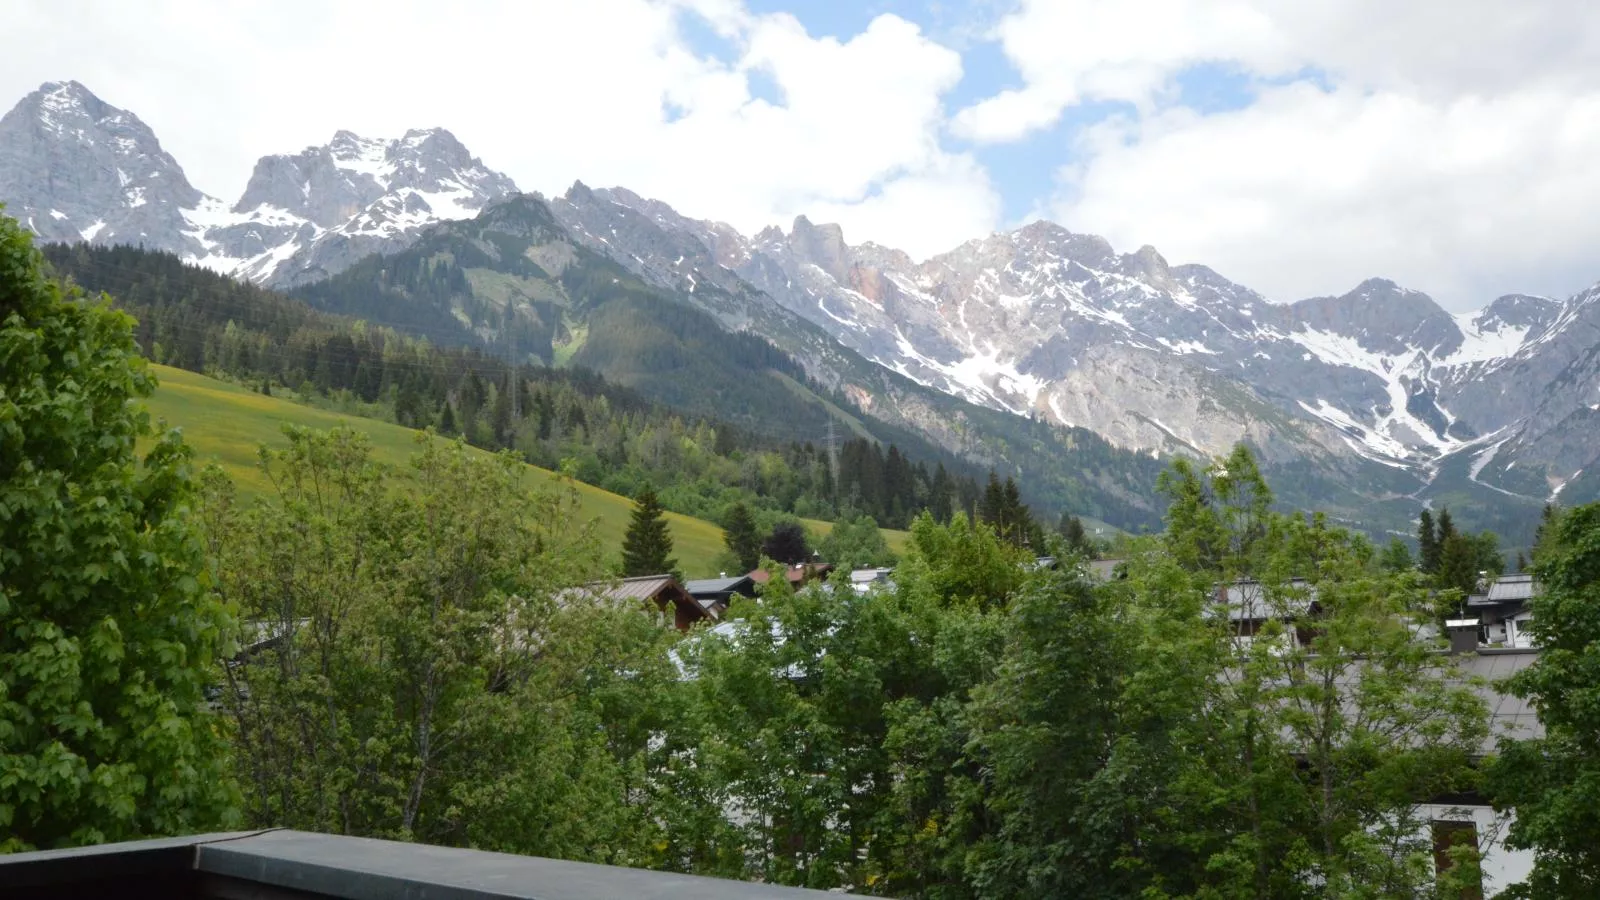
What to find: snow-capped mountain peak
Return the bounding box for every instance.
[545,183,1600,498]
[0,81,519,287]
[0,80,203,252]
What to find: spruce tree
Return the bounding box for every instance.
[1059,513,1093,556]
[1418,509,1440,574]
[930,463,954,523]
[979,471,1004,528]
[723,501,762,572]
[622,487,678,579]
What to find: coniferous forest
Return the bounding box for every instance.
[39,241,1001,533]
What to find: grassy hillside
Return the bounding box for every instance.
[144,365,907,576]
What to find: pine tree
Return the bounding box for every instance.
[1418,509,1440,574]
[723,502,762,572]
[622,487,678,579]
[930,463,954,523]
[438,401,457,436]
[980,471,1004,528]
[1059,513,1093,556]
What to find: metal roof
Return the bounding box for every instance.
[556,575,686,608]
[1487,574,1539,603]
[684,575,754,595]
[1087,558,1125,583]
[1456,650,1543,753]
[1216,578,1317,622]
[0,829,841,898]
[1307,650,1540,758]
[848,567,894,584]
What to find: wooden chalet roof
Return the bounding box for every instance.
[557,575,694,609]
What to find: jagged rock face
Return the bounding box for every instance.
[0,81,203,255]
[1288,279,1464,357]
[552,184,1600,507]
[7,79,1599,510]
[0,81,518,286]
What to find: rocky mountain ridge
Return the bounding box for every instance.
[6,79,1597,540]
[548,183,1599,515]
[0,81,518,286]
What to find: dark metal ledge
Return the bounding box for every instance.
[0,829,842,899]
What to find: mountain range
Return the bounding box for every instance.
[6,79,1598,544]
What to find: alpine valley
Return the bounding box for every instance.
[7,79,1599,547]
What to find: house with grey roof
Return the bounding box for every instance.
[848,567,895,594]
[1466,573,1539,649]
[684,574,758,619]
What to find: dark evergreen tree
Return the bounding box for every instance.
[929,463,954,523]
[722,502,762,572]
[1059,513,1093,556]
[1532,503,1560,564]
[763,521,812,565]
[621,487,678,579]
[1418,509,1440,574]
[979,471,1004,527]
[438,401,457,436]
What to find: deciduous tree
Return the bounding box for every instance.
[0,211,238,850]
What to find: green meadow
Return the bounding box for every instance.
[144,365,906,577]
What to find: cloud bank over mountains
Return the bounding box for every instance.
[4,0,1598,309]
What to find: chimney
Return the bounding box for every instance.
[1445,617,1480,654]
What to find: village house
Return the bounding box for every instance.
[1199,573,1539,895]
[1215,577,1320,650]
[684,574,758,619]
[1466,573,1539,649]
[848,567,895,594]
[558,575,710,632]
[748,562,834,590]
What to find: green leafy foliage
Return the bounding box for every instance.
[1488,502,1600,897]
[0,212,238,850]
[206,426,697,860]
[762,521,812,565]
[815,514,896,569]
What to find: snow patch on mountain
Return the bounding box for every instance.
[1444,311,1535,365]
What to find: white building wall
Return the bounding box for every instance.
[1413,803,1534,897]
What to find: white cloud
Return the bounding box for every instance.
[0,0,998,261]
[1053,83,1600,307]
[952,0,1292,142]
[6,0,1599,307]
[973,0,1600,308]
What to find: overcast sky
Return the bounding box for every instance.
[6,0,1599,311]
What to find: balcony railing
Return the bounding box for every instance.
[0,828,842,899]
